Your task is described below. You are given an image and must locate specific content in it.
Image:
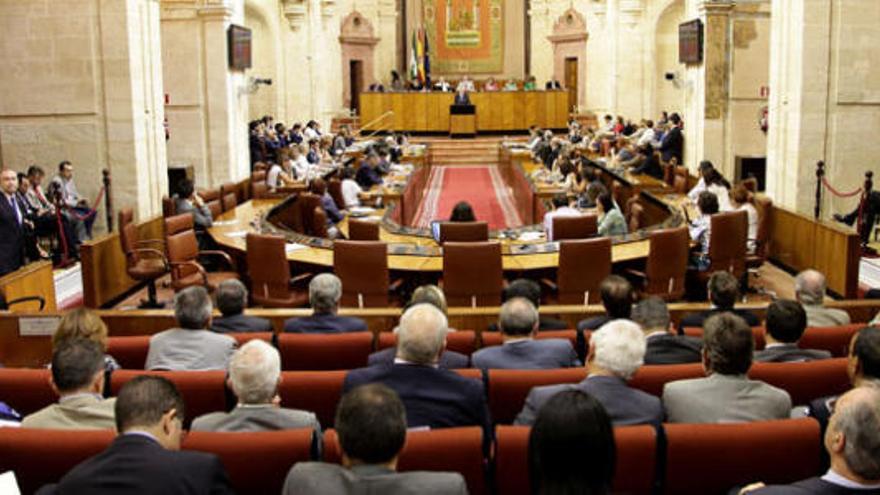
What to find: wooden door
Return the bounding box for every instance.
[350,60,364,114]
[564,57,578,113]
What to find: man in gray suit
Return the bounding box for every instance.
[472,298,579,369]
[282,383,468,495]
[663,313,792,423]
[211,280,273,333]
[173,178,213,231]
[191,340,320,435]
[515,320,662,427]
[145,286,236,371]
[796,269,851,327]
[755,299,832,363]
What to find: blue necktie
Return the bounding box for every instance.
[9,196,20,226]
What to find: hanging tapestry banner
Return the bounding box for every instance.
[423,0,504,74]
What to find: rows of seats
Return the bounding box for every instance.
[0,358,849,428]
[683,323,862,357]
[0,419,822,495]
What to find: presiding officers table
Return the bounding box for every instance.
[359,90,569,133]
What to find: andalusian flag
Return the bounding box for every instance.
[415,27,426,83]
[423,28,431,85]
[410,30,419,81]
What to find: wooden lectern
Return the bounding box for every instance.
[450,104,476,138]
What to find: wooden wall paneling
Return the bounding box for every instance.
[554,91,568,128]
[412,93,428,130]
[0,261,57,313]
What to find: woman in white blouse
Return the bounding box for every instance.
[731,184,759,254]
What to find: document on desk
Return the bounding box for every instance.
[225,231,249,238]
[285,243,309,253]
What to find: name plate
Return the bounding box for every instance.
[19,316,60,337]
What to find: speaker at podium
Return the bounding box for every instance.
[450,101,476,138]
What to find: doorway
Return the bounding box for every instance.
[350,60,364,115]
[564,57,578,113]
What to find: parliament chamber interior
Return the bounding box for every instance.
[1,0,880,494]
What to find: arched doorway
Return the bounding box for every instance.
[340,11,379,115]
[547,8,588,113]
[653,0,685,118]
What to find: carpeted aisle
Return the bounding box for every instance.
[412,166,523,230]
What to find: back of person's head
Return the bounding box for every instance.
[396,303,448,364]
[732,184,751,205]
[597,192,615,213]
[552,195,568,209]
[827,386,880,481]
[26,165,44,178]
[529,390,615,495]
[852,326,880,382]
[342,166,356,180]
[408,284,448,315]
[599,275,633,319]
[310,178,327,195]
[309,273,342,313]
[115,375,185,437]
[631,297,670,333]
[498,298,539,337]
[670,113,681,125]
[52,307,109,351]
[703,312,753,375]
[699,160,714,175]
[336,384,407,465]
[173,286,213,330]
[794,269,826,306]
[51,339,105,394]
[765,299,807,343]
[228,340,280,404]
[707,271,739,309]
[503,278,542,307]
[591,320,646,379]
[215,279,248,317]
[450,201,476,222]
[177,178,195,199]
[697,191,719,215]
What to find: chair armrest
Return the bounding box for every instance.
[133,248,169,270]
[625,268,647,280]
[198,250,236,270]
[169,260,209,285]
[290,272,313,287]
[540,277,558,292]
[136,239,165,247]
[389,278,405,292]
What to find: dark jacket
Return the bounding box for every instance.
[471,339,580,370]
[283,313,368,334]
[576,315,614,332]
[355,164,383,189]
[645,333,703,365]
[0,192,25,276]
[211,313,273,333]
[367,347,470,369]
[487,316,568,332]
[678,308,762,333]
[754,344,833,363]
[749,476,880,494]
[659,125,683,163]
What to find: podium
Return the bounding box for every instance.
[450,104,476,137]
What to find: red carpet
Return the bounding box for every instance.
[412,166,522,230]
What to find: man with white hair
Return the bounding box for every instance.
[190,340,320,434]
[515,319,662,427]
[343,303,491,432]
[795,269,851,327]
[283,274,368,333]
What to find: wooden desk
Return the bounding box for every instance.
[0,261,56,313]
[360,91,569,133]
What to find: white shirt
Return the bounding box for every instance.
[637,127,656,147]
[736,202,759,252]
[291,156,311,181]
[303,127,320,141]
[456,80,475,93]
[688,177,707,202]
[266,164,283,189]
[708,183,732,212]
[543,206,581,241]
[341,179,361,208]
[822,469,880,489]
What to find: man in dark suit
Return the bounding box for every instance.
[367,346,469,369]
[39,375,234,494]
[756,299,832,363]
[0,169,25,276]
[632,297,702,365]
[577,275,634,331]
[742,386,880,495]
[283,383,467,494]
[453,86,471,106]
[658,113,683,164]
[211,280,273,333]
[515,319,662,426]
[488,279,567,332]
[344,304,491,434]
[472,298,579,369]
[545,79,562,90]
[678,271,762,332]
[284,274,367,333]
[355,153,384,189]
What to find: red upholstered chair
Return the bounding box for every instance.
[110,370,228,427]
[550,214,598,241]
[439,221,489,243]
[106,335,151,369]
[495,425,657,495]
[207,199,222,220]
[673,166,689,194]
[164,213,238,291]
[697,210,749,285]
[183,429,315,495]
[251,171,268,199]
[118,208,167,308]
[227,332,273,346]
[748,358,850,405]
[442,242,503,307]
[220,182,239,204]
[221,192,238,212]
[323,427,487,495]
[375,330,479,356]
[328,178,346,210]
[276,332,374,370]
[551,238,611,304]
[746,196,773,273]
[487,368,588,424]
[277,371,346,428]
[628,363,704,397]
[664,418,822,495]
[629,226,689,301]
[162,195,177,217]
[683,326,767,350]
[312,206,329,238]
[799,324,863,357]
[347,218,380,241]
[334,240,394,308]
[480,331,502,349]
[627,200,646,232]
[246,233,308,308]
[199,188,220,203]
[0,428,115,494]
[0,368,56,416]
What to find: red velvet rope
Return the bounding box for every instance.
[67,186,106,221]
[821,177,862,198]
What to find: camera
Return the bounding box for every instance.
[664,72,675,81]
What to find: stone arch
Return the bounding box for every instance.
[244,1,281,120]
[547,8,588,111]
[650,0,685,118]
[339,11,379,112]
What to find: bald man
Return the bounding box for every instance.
[0,169,25,276]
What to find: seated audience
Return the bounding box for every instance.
[52,307,120,372]
[26,164,86,250]
[368,285,469,369]
[795,269,851,327]
[472,298,579,369]
[543,194,581,241]
[596,192,627,237]
[516,319,661,427]
[340,166,361,208]
[266,155,296,190]
[282,384,467,495]
[52,160,95,238]
[678,271,761,331]
[663,313,791,423]
[503,79,519,91]
[22,339,115,430]
[344,304,491,432]
[488,278,567,331]
[191,340,320,434]
[689,190,719,271]
[449,201,476,222]
[173,178,212,231]
[211,279,273,333]
[528,390,615,495]
[755,299,832,362]
[483,76,499,91]
[355,153,384,189]
[705,168,733,212]
[577,275,634,331]
[687,160,716,202]
[742,386,880,495]
[284,274,368,333]
[310,178,343,238]
[42,376,234,494]
[633,297,702,365]
[145,286,236,371]
[433,76,451,92]
[731,184,759,253]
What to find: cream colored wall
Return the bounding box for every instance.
[654,0,685,118]
[0,0,167,225]
[244,3,279,121]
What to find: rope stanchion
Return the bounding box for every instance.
[820,177,862,198]
[66,185,106,221]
